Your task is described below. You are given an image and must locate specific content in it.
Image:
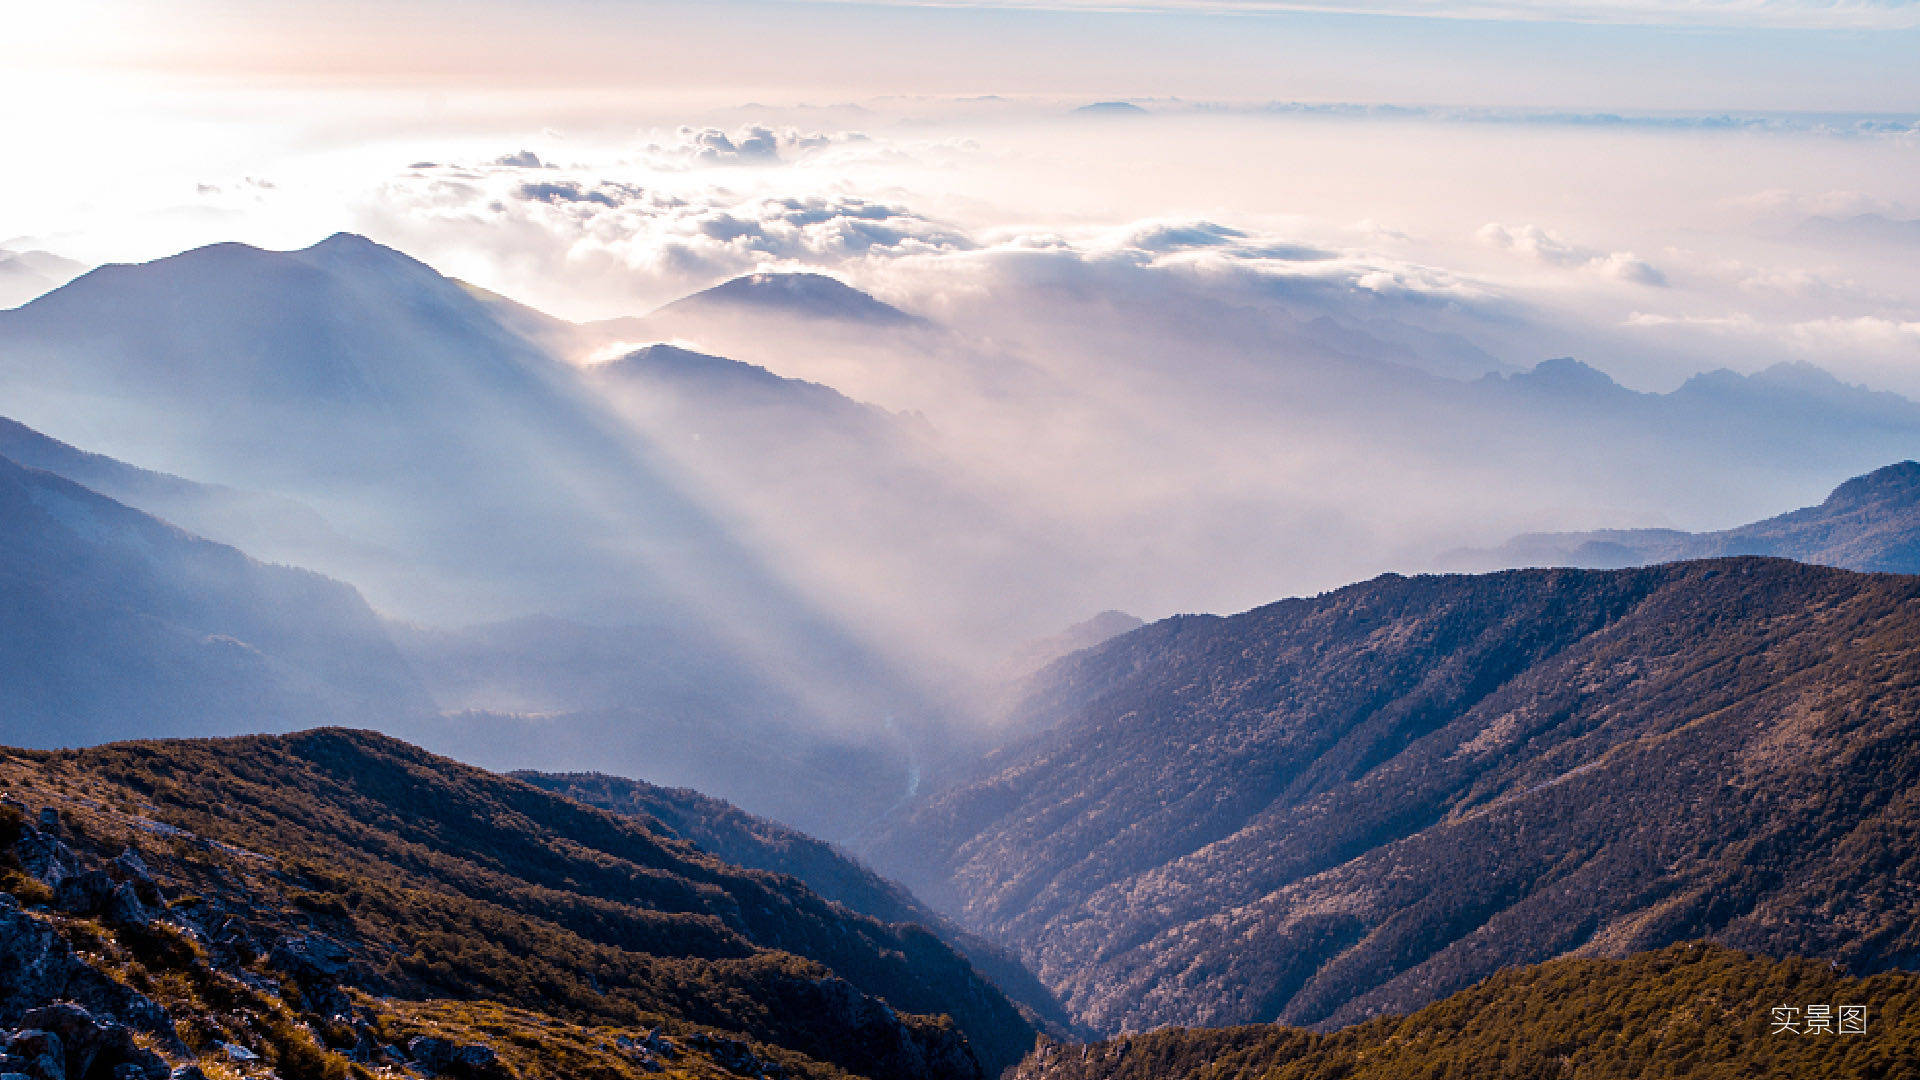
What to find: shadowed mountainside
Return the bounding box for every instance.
[0,453,430,746]
[874,558,1920,1034]
[520,770,1081,1038]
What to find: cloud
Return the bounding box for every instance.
[637,126,871,169]
[1478,222,1666,285]
[1628,310,1920,348]
[355,164,977,311]
[494,150,549,168]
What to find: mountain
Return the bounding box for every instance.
[0,234,964,841]
[0,453,430,747]
[0,232,696,620]
[580,341,1085,681]
[1000,612,1145,685]
[647,273,924,329]
[0,728,1039,1080]
[0,414,361,570]
[872,558,1920,1034]
[1007,943,1920,1080]
[588,343,898,434]
[1441,459,1920,573]
[0,248,85,309]
[519,770,1081,1038]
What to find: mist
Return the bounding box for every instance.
[5,71,1920,839]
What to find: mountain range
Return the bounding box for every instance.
[1441,458,1920,574]
[0,247,85,310]
[8,233,1920,1076]
[0,451,428,747]
[873,557,1920,1034]
[0,236,999,841]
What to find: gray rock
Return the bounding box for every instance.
[13,830,78,889]
[52,871,115,917]
[105,884,151,927]
[266,935,350,984]
[406,1036,453,1071]
[407,1036,503,1077]
[35,809,59,833]
[110,851,164,908]
[4,1029,62,1080]
[0,908,81,1023]
[450,1044,498,1071]
[169,1067,209,1080]
[21,1002,132,1080]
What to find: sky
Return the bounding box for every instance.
[3,0,1918,397]
[3,0,1920,681]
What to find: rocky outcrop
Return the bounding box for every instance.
[406,1035,508,1079]
[0,1004,170,1080]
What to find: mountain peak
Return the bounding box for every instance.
[1821,459,1920,510]
[665,272,922,326]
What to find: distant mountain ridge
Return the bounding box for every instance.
[0,247,85,309]
[873,558,1920,1034]
[1442,459,1920,573]
[0,233,969,842]
[0,451,430,746]
[0,414,357,568]
[652,272,924,327]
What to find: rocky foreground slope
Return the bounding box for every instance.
[0,728,1037,1080]
[874,558,1920,1034]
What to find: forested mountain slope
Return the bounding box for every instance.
[874,559,1920,1033]
[522,771,1080,1037]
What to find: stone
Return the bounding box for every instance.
[36,810,59,833]
[407,1036,503,1077]
[406,1036,453,1071]
[13,830,78,889]
[169,1067,209,1080]
[110,852,163,908]
[105,884,151,927]
[4,1030,62,1080]
[0,908,81,1023]
[52,871,115,917]
[266,935,350,984]
[450,1044,498,1071]
[20,1002,134,1080]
